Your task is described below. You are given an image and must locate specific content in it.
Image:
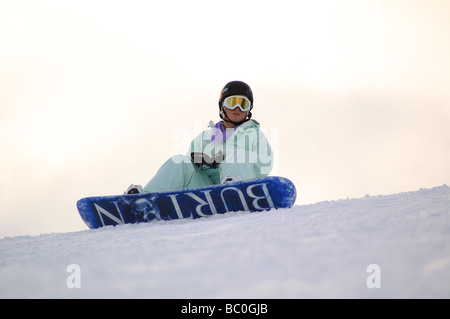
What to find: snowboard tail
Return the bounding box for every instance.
[77,176,296,229]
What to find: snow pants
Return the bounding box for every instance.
[142,154,260,193]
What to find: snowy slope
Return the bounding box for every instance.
[1,185,449,298]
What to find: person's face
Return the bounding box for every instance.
[224,107,247,125]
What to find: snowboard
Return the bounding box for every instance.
[77,176,297,229]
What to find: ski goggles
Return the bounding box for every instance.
[222,95,252,112]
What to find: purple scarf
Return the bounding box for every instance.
[211,121,235,144]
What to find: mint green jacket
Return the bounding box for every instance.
[188,119,273,184]
[143,120,273,193]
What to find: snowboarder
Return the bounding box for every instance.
[126,81,273,194]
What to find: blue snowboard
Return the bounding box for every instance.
[77,176,297,229]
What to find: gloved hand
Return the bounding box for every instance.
[191,150,224,169]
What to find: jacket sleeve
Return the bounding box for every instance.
[254,128,273,177]
[187,130,210,154]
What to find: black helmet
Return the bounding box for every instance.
[218,81,253,125]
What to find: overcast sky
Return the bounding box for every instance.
[1,0,449,237]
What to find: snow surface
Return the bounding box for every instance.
[1,185,450,298]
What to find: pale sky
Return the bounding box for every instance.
[1,0,449,237]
